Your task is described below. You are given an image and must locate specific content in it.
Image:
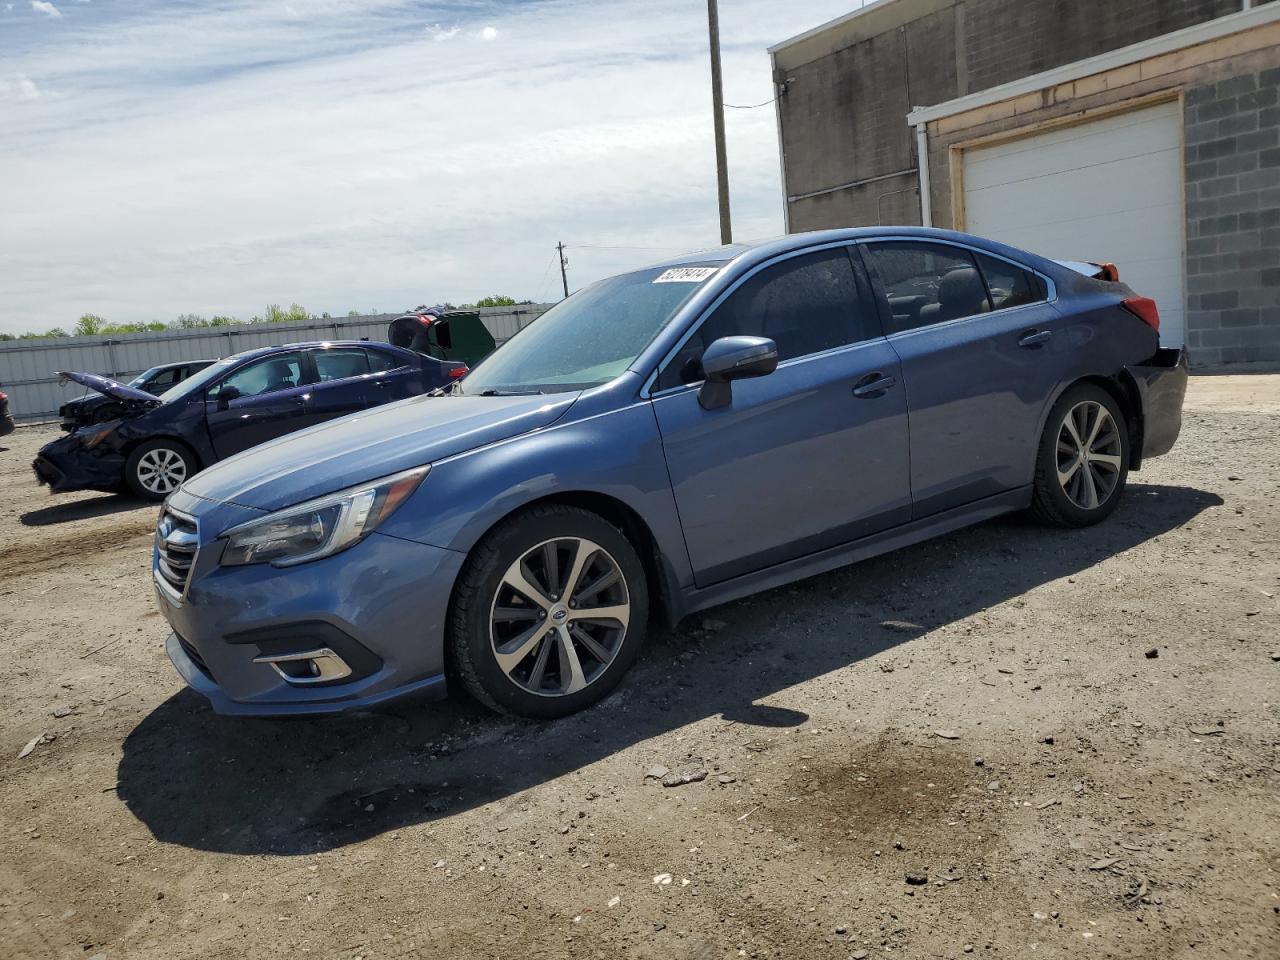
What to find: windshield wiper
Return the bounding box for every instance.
[479,388,545,396]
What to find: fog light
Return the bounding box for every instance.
[252,647,352,685]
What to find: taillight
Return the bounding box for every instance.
[447,366,468,379]
[0,391,7,401]
[1121,297,1159,332]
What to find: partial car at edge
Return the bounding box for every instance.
[153,227,1188,720]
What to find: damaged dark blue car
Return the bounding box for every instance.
[34,339,467,501]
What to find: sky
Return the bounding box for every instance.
[0,0,860,334]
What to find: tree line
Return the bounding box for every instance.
[0,296,524,342]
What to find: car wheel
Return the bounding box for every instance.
[448,504,649,719]
[1029,384,1129,528]
[124,439,198,501]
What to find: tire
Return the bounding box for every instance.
[124,439,198,501]
[448,504,649,719]
[1029,383,1130,528]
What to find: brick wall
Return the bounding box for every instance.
[1184,67,1280,364]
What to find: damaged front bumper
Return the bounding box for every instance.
[32,429,126,493]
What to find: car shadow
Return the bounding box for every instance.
[116,483,1221,856]
[21,493,143,526]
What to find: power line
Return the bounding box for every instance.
[567,243,692,252]
[725,94,780,109]
[533,250,559,304]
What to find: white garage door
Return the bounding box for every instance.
[962,99,1185,345]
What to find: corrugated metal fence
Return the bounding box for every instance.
[0,306,552,423]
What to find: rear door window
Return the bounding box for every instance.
[366,349,403,373]
[656,247,873,391]
[972,252,1048,310]
[313,348,371,382]
[863,242,991,334]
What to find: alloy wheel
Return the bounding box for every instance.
[136,448,187,495]
[1055,400,1122,510]
[489,537,630,697]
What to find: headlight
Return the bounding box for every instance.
[81,421,120,448]
[219,465,429,567]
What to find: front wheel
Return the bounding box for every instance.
[124,439,198,501]
[448,504,649,719]
[1029,384,1129,528]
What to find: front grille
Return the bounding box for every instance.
[156,508,199,593]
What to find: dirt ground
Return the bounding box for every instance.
[1,375,1277,960]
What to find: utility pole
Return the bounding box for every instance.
[556,241,569,299]
[706,0,732,245]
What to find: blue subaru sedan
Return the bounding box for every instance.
[155,227,1187,719]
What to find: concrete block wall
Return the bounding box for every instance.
[776,0,1240,230]
[1184,67,1280,364]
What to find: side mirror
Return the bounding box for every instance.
[215,385,241,410]
[698,336,778,410]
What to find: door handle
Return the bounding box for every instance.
[852,373,896,398]
[1018,329,1052,348]
[292,395,308,404]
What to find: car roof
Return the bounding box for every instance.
[148,359,217,371]
[224,340,405,363]
[641,226,1058,275]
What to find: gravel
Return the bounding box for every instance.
[1,375,1277,959]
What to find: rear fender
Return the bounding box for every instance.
[1124,347,1189,463]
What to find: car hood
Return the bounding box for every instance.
[59,371,158,406]
[181,391,579,512]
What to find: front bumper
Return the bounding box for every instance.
[33,432,125,493]
[156,528,465,717]
[1129,346,1189,462]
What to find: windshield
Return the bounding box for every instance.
[459,263,724,395]
[157,356,238,403]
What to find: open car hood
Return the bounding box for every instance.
[58,371,159,406]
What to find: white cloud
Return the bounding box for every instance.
[479,25,497,41]
[0,74,42,101]
[29,0,61,17]
[425,23,459,42]
[0,0,856,331]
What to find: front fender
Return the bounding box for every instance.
[376,399,694,591]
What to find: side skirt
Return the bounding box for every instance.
[675,486,1032,620]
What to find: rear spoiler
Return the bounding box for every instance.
[1054,260,1120,282]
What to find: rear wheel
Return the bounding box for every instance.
[124,439,198,501]
[448,504,649,719]
[1030,384,1129,528]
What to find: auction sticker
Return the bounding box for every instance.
[653,266,720,284]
